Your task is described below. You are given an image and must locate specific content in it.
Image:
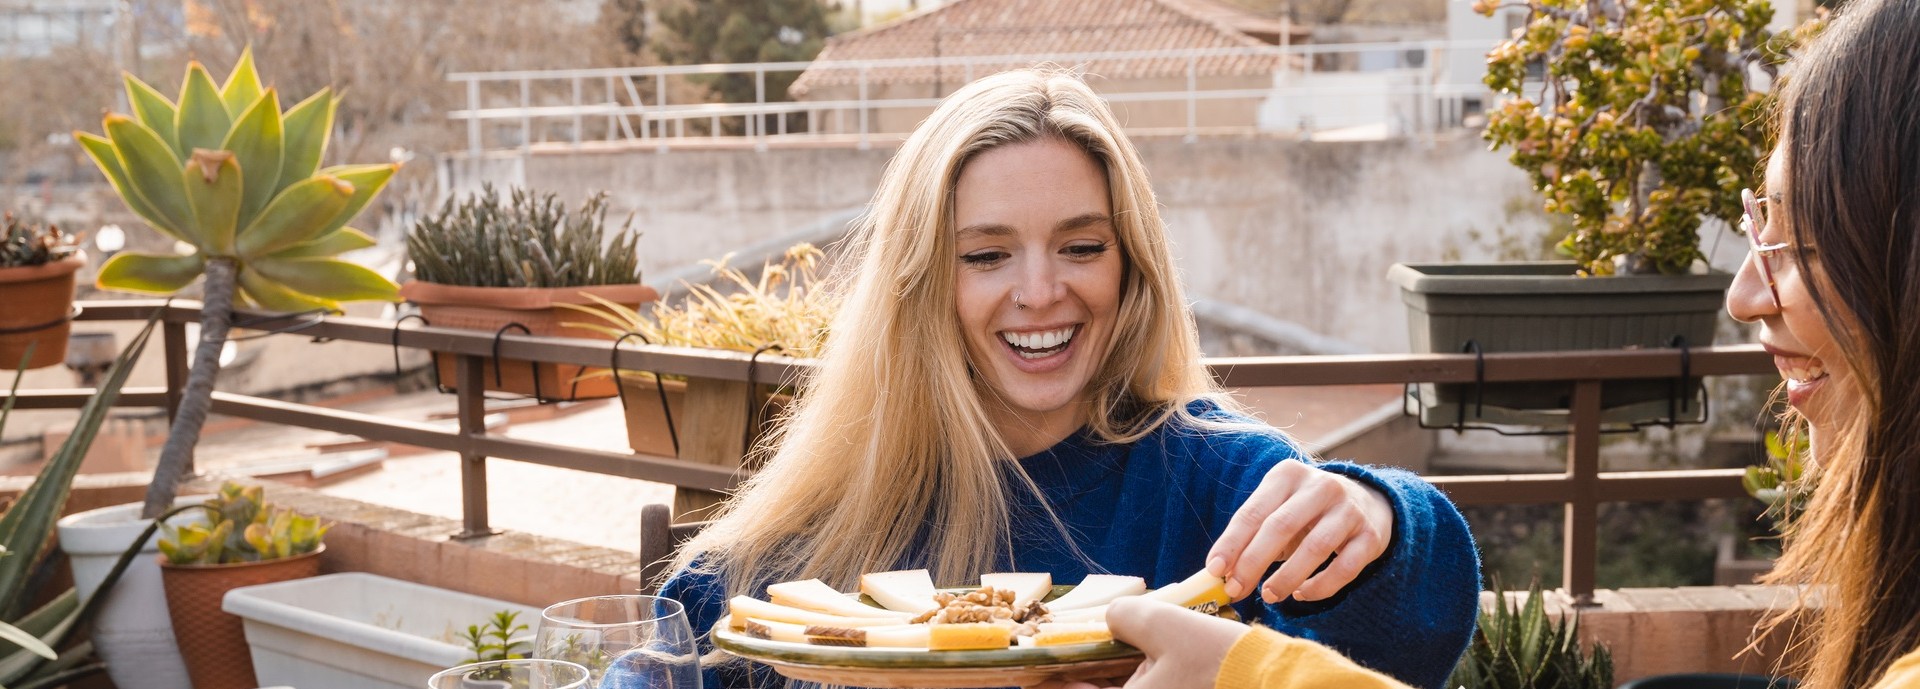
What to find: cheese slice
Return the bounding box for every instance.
[1143,570,1231,614]
[742,617,809,644]
[1046,574,1146,611]
[727,596,911,631]
[980,572,1053,608]
[1049,604,1109,624]
[768,579,916,620]
[1032,621,1113,646]
[927,622,1012,650]
[859,569,940,614]
[863,624,933,649]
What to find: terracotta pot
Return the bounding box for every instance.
[160,547,324,689]
[399,281,658,401]
[0,255,84,370]
[617,375,790,458]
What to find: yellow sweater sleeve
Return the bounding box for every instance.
[1873,647,1920,688]
[1214,626,1415,689]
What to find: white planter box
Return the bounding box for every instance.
[222,572,541,689]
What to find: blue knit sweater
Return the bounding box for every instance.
[658,403,1481,689]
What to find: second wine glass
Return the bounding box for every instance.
[534,594,701,689]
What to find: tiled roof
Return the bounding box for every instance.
[789,0,1298,97]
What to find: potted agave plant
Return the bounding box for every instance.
[157,481,329,689]
[66,48,399,689]
[562,242,831,459]
[402,185,654,401]
[1389,0,1819,429]
[0,214,84,370]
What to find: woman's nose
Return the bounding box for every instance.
[1018,260,1063,308]
[1726,250,1776,323]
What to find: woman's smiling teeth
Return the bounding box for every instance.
[1002,326,1078,359]
[1778,356,1828,384]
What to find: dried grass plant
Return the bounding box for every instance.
[562,242,833,383]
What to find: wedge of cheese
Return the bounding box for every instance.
[727,596,912,631]
[1143,570,1231,614]
[980,572,1053,608]
[768,579,916,620]
[1032,621,1113,647]
[859,569,940,614]
[1045,574,1146,611]
[927,622,1012,650]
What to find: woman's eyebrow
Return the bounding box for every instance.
[956,212,1111,240]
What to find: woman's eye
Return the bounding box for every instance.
[1065,242,1111,258]
[960,251,1007,265]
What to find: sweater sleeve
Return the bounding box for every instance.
[1241,455,1481,689]
[657,556,782,689]
[1216,626,1415,689]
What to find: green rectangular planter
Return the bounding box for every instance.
[1388,262,1733,429]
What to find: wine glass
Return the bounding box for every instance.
[534,594,702,689]
[426,658,590,689]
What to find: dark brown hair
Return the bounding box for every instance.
[1765,0,1920,685]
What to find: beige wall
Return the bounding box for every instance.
[796,72,1274,134]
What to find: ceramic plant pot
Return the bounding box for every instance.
[399,281,658,401]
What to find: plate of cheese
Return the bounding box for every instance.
[711,569,1231,688]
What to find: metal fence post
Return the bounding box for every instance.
[1565,379,1602,606]
[455,355,495,539]
[571,76,583,146]
[1186,55,1198,143]
[519,78,532,152]
[465,79,481,158]
[858,65,871,150]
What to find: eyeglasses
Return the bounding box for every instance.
[1740,187,1790,310]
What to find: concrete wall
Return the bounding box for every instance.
[502,131,1542,356]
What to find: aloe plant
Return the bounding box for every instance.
[0,312,162,688]
[72,48,401,519]
[158,481,329,565]
[1448,580,1613,689]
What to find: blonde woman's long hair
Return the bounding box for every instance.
[670,69,1237,599]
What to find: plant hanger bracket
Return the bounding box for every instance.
[611,330,680,457]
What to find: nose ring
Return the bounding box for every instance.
[1013,291,1027,309]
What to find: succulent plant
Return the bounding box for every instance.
[74,47,399,311]
[72,48,403,520]
[1478,0,1820,275]
[1,213,81,268]
[1448,579,1613,689]
[1743,427,1812,534]
[158,481,329,565]
[408,185,643,289]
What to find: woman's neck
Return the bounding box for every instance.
[991,402,1087,458]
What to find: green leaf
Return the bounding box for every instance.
[237,268,339,314]
[174,62,232,158]
[183,150,242,255]
[277,89,335,194]
[220,88,285,232]
[103,115,195,241]
[0,313,156,634]
[123,74,180,156]
[73,131,184,243]
[313,164,398,238]
[235,175,353,257]
[95,252,206,295]
[249,257,399,302]
[219,47,264,119]
[0,620,56,661]
[268,227,377,260]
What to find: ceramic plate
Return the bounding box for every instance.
[712,585,1145,688]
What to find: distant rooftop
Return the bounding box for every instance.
[790,0,1305,97]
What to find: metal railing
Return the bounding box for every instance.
[446,40,1497,154]
[9,301,1775,604]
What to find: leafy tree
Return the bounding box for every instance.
[604,0,648,56]
[652,0,832,105]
